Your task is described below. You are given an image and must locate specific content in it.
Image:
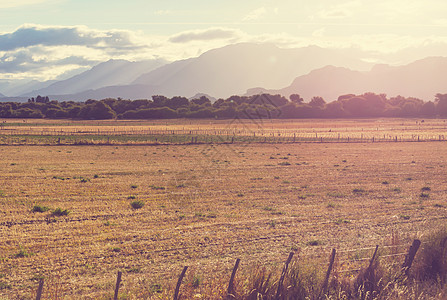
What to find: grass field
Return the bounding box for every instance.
[1,119,447,299]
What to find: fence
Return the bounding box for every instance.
[2,126,447,145]
[30,239,426,300]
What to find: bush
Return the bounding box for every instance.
[14,246,34,258]
[32,205,50,213]
[52,207,70,216]
[130,200,145,209]
[413,228,447,281]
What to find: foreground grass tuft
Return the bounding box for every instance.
[130,200,145,209]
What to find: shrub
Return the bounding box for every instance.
[307,240,323,246]
[192,275,202,288]
[413,228,447,281]
[52,208,70,216]
[399,214,410,220]
[32,205,50,213]
[353,188,366,194]
[130,200,145,209]
[14,246,34,258]
[327,202,336,208]
[150,185,165,190]
[420,192,430,198]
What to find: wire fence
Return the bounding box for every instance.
[2,127,447,145]
[29,237,429,300]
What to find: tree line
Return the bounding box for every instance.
[0,93,446,120]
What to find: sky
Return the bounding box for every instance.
[1,0,447,82]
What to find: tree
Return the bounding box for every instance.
[35,95,49,103]
[309,96,326,108]
[191,96,211,106]
[166,96,189,109]
[290,94,304,104]
[78,101,116,119]
[152,95,169,107]
[435,93,447,116]
[420,101,436,117]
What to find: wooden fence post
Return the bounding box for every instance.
[402,239,421,275]
[320,249,336,299]
[113,271,122,300]
[368,245,379,270]
[275,252,294,299]
[174,266,188,300]
[226,258,241,299]
[35,278,44,300]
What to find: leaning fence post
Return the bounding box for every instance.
[320,249,336,299]
[275,252,294,299]
[402,239,421,275]
[35,278,44,300]
[174,266,188,300]
[226,258,241,299]
[368,245,379,270]
[113,271,122,300]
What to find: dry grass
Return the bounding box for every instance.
[1,119,447,298]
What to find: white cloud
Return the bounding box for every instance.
[169,28,242,43]
[243,7,267,21]
[0,24,154,81]
[0,24,147,52]
[0,0,57,9]
[154,10,173,16]
[315,1,360,19]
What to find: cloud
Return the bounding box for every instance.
[169,28,242,43]
[0,47,97,74]
[0,0,55,9]
[319,9,351,19]
[0,24,156,80]
[243,7,267,21]
[0,24,145,51]
[154,10,173,16]
[315,1,361,19]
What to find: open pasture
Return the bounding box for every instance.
[0,119,447,298]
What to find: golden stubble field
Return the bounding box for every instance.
[1,135,447,298]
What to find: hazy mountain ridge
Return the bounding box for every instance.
[261,56,447,102]
[22,59,168,97]
[132,43,372,98]
[0,79,58,97]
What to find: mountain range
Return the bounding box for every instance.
[1,43,446,103]
[250,56,447,102]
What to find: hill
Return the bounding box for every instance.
[257,57,447,102]
[131,43,371,98]
[22,59,167,97]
